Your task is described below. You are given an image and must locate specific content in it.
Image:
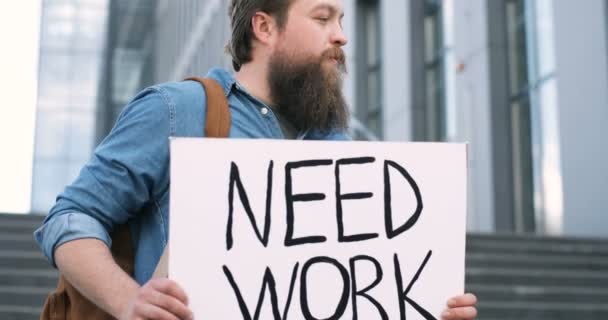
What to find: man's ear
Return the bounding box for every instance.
[251,12,278,46]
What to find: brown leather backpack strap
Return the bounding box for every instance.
[185,77,231,138]
[150,77,232,279]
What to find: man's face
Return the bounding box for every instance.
[266,0,349,134]
[274,0,347,71]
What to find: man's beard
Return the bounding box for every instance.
[267,47,349,134]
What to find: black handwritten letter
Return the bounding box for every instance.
[285,160,333,247]
[349,255,388,320]
[384,160,424,239]
[394,251,436,320]
[335,157,379,243]
[223,263,299,320]
[300,256,350,320]
[226,161,274,251]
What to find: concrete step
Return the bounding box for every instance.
[0,214,45,236]
[468,233,608,244]
[477,301,608,320]
[0,219,43,233]
[0,250,50,269]
[467,284,608,304]
[0,233,42,251]
[466,234,608,257]
[466,252,608,271]
[0,268,58,287]
[0,305,40,320]
[0,213,45,222]
[465,267,608,287]
[466,240,608,257]
[0,286,52,309]
[0,233,37,241]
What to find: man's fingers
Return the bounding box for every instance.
[151,278,189,305]
[143,288,193,320]
[447,293,477,308]
[442,294,478,320]
[441,306,478,320]
[134,301,180,320]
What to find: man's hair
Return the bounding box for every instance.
[227,0,295,71]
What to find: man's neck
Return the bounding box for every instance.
[234,63,275,106]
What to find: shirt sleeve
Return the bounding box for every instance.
[34,86,173,267]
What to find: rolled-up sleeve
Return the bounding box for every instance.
[34,86,173,267]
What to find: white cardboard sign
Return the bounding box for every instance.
[169,138,467,319]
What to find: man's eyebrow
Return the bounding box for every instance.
[310,3,345,19]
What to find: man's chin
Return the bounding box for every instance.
[321,64,344,84]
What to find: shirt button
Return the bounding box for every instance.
[261,107,269,115]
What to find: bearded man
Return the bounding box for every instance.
[35,1,477,319]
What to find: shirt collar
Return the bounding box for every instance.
[205,67,237,97]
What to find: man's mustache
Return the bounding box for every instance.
[323,47,346,66]
[321,47,347,73]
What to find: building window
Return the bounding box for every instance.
[505,0,562,233]
[31,0,109,213]
[355,0,382,140]
[505,0,536,232]
[423,0,446,141]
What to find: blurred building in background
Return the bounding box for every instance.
[94,0,608,238]
[31,0,608,239]
[8,1,607,319]
[341,0,608,238]
[31,0,109,212]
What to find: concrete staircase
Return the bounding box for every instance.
[1,213,607,320]
[0,213,57,320]
[466,233,608,320]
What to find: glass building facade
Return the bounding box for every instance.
[355,0,383,140]
[28,0,608,237]
[31,0,109,213]
[344,0,601,236]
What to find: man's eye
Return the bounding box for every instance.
[316,17,330,22]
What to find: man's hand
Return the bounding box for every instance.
[121,278,193,320]
[441,293,477,320]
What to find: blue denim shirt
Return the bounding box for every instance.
[34,67,349,284]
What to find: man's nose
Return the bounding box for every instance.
[331,26,348,47]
